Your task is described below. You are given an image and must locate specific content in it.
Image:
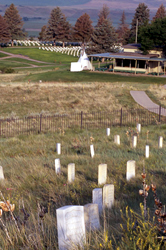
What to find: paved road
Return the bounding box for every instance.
[130,90,166,116]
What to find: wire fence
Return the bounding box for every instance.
[0,106,166,138]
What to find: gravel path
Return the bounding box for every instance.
[130,90,166,116]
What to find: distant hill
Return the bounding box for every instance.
[0,0,91,6]
[0,0,158,37]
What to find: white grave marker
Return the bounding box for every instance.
[98,164,107,185]
[55,158,61,174]
[56,205,86,250]
[90,145,95,158]
[126,160,136,181]
[56,143,61,155]
[103,184,114,209]
[92,188,103,214]
[106,128,110,136]
[145,145,149,158]
[84,203,100,230]
[158,136,163,148]
[0,166,4,180]
[132,136,137,148]
[137,123,141,133]
[114,135,120,145]
[68,163,75,183]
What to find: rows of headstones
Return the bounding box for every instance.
[16,40,41,46]
[0,123,163,249]
[55,123,164,249]
[39,46,81,57]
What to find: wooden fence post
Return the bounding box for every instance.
[120,108,123,127]
[159,105,161,123]
[40,114,42,133]
[81,111,83,129]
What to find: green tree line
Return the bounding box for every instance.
[1,3,166,54]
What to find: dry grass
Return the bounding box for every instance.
[0,82,157,118]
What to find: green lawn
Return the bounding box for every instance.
[2,47,78,64]
[2,47,166,84]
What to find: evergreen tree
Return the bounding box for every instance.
[73,13,93,43]
[129,3,150,43]
[139,17,166,55]
[90,19,117,53]
[4,3,25,43]
[0,15,11,44]
[153,4,166,21]
[38,25,47,41]
[46,7,71,47]
[116,11,130,45]
[97,4,110,26]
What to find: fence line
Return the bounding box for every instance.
[0,106,166,138]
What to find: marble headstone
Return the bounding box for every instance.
[98,164,107,185]
[84,203,100,230]
[126,160,136,181]
[106,128,110,136]
[92,188,103,214]
[158,136,163,148]
[132,136,137,148]
[103,184,114,209]
[0,166,4,180]
[55,158,61,174]
[114,135,120,145]
[56,205,86,250]
[56,143,61,155]
[68,163,75,183]
[145,145,149,158]
[90,145,95,158]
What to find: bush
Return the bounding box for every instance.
[0,67,15,74]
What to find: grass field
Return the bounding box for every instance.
[1,47,166,85]
[0,47,166,249]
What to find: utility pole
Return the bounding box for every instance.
[135,18,138,44]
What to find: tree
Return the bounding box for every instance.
[116,11,130,45]
[38,25,47,41]
[153,4,166,21]
[129,3,150,43]
[46,7,71,47]
[0,15,11,44]
[4,3,25,43]
[73,13,93,43]
[97,4,110,26]
[90,19,117,53]
[139,17,166,55]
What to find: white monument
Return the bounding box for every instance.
[0,166,4,180]
[114,135,120,145]
[126,160,136,181]
[68,163,75,183]
[56,205,86,250]
[158,136,163,148]
[56,143,61,155]
[90,145,95,158]
[92,188,103,214]
[70,50,92,72]
[98,164,107,185]
[84,203,100,230]
[145,145,149,158]
[132,136,137,148]
[103,184,114,209]
[137,123,141,133]
[106,128,110,136]
[55,159,61,174]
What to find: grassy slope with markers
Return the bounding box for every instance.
[0,47,166,249]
